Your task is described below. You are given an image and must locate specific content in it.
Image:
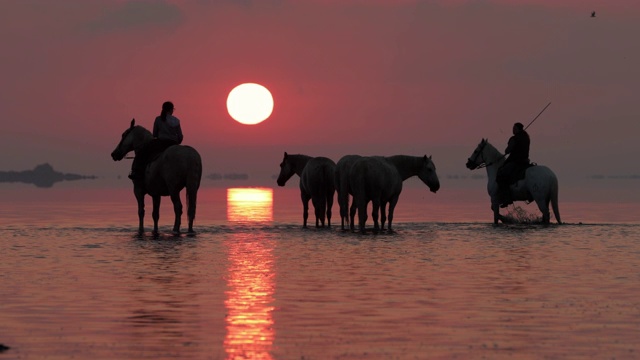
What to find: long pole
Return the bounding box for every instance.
[524,102,551,130]
[484,101,552,166]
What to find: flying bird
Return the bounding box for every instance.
[591,11,596,17]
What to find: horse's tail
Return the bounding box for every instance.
[320,166,335,220]
[550,173,561,224]
[185,148,202,224]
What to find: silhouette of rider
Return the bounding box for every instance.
[129,101,184,181]
[496,122,530,207]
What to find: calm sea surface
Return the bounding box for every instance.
[1,181,639,359]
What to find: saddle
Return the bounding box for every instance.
[148,142,178,163]
[511,162,536,185]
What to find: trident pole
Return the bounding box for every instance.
[524,102,551,131]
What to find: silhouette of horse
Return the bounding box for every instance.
[378,155,440,229]
[276,152,336,228]
[466,138,561,225]
[348,156,403,233]
[111,119,202,235]
[335,154,362,230]
[338,155,441,231]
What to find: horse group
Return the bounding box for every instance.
[111,120,561,236]
[277,152,441,233]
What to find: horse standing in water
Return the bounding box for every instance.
[111,119,202,235]
[377,155,440,230]
[335,154,362,230]
[466,138,561,225]
[348,157,402,234]
[338,155,441,232]
[276,152,336,228]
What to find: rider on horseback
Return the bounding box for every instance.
[129,101,184,181]
[496,122,530,207]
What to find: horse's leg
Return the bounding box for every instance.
[350,201,357,231]
[311,196,324,228]
[380,201,387,230]
[535,196,551,224]
[301,192,310,228]
[186,186,198,234]
[152,196,161,236]
[326,190,334,228]
[135,189,145,235]
[492,203,500,225]
[371,199,380,233]
[170,192,183,235]
[387,196,399,232]
[338,190,348,230]
[551,189,562,224]
[318,195,327,227]
[357,200,368,234]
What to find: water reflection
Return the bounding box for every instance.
[123,240,203,355]
[227,188,274,223]
[224,188,275,359]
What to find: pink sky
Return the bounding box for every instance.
[1,0,639,186]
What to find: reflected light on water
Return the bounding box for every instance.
[227,188,273,223]
[224,188,275,359]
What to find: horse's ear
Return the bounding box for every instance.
[130,118,135,128]
[429,155,432,160]
[284,152,288,158]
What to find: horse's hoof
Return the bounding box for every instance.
[172,231,180,236]
[187,230,196,237]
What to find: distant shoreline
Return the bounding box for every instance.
[0,163,96,188]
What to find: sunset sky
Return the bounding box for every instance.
[1,0,639,187]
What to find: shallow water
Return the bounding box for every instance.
[1,185,639,359]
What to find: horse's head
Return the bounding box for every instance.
[276,152,295,186]
[466,138,488,170]
[418,155,440,193]
[111,118,145,161]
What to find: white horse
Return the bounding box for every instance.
[276,152,336,228]
[111,119,202,235]
[465,138,561,225]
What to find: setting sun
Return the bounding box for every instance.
[226,83,274,125]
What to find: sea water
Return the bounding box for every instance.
[0,182,639,359]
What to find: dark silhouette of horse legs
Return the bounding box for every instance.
[152,195,161,235]
[312,196,326,227]
[383,197,400,231]
[170,192,183,233]
[371,199,381,233]
[186,186,198,232]
[301,193,310,228]
[135,187,146,235]
[325,190,334,228]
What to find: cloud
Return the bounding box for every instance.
[83,1,184,35]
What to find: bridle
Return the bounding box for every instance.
[468,141,489,170]
[116,126,142,159]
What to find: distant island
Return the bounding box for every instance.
[446,174,486,180]
[589,174,640,180]
[207,173,249,181]
[0,163,97,188]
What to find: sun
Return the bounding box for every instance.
[226,83,274,125]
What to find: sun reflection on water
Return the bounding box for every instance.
[224,188,275,359]
[227,188,274,223]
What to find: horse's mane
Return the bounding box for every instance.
[481,138,502,156]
